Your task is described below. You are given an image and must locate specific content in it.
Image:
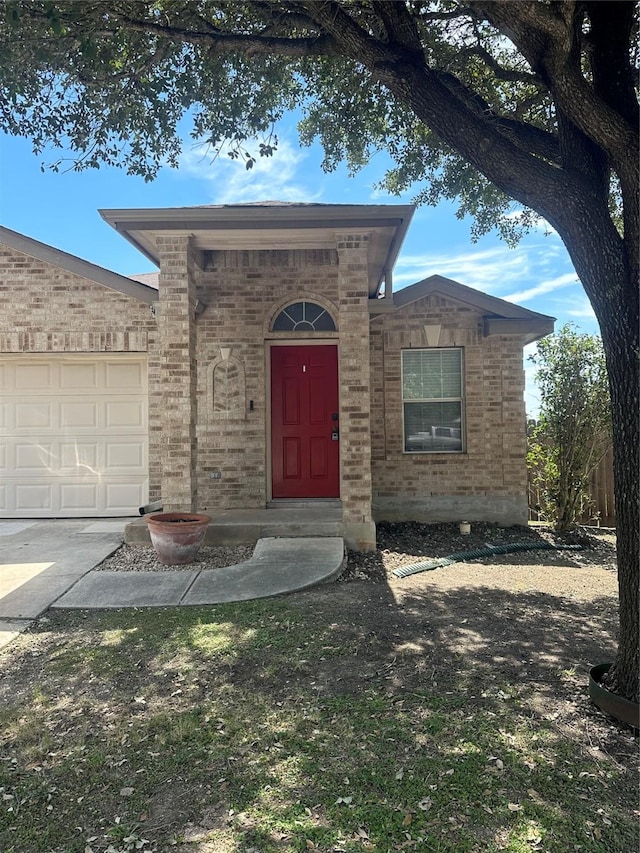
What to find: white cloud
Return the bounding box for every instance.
[394,245,533,294]
[178,138,316,204]
[503,272,578,303]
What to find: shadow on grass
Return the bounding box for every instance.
[0,574,635,853]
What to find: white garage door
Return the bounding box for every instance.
[0,355,148,517]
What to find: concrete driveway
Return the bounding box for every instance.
[0,518,126,649]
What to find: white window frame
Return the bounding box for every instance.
[401,347,465,454]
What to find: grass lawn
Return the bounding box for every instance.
[0,573,637,853]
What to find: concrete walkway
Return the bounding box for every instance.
[52,536,345,609]
[0,519,345,649]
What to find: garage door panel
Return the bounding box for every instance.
[59,361,98,389]
[60,482,99,512]
[15,402,53,429]
[60,401,99,429]
[15,362,52,390]
[106,481,148,512]
[15,483,54,512]
[106,400,146,429]
[60,441,99,472]
[106,441,145,471]
[15,442,55,472]
[106,361,145,389]
[1,355,148,517]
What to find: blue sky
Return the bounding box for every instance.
[0,127,599,413]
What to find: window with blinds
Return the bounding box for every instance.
[401,349,464,452]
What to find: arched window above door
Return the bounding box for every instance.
[271,301,336,332]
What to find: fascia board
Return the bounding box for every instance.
[394,274,555,323]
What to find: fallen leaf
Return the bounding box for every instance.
[119,787,134,797]
[417,797,432,812]
[402,813,413,826]
[507,803,522,812]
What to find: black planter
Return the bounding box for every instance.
[589,663,640,730]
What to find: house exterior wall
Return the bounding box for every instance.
[1,235,533,534]
[370,292,529,525]
[156,235,198,511]
[193,248,341,507]
[0,242,161,500]
[181,238,375,548]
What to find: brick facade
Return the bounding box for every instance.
[1,209,541,537]
[0,244,154,355]
[370,292,529,524]
[192,247,341,512]
[157,235,198,510]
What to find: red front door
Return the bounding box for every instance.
[271,345,340,498]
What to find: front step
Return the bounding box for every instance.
[125,506,344,548]
[267,499,342,510]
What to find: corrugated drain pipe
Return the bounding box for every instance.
[393,541,583,579]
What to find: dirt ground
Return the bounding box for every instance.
[1,522,637,853]
[62,521,626,736]
[4,522,631,748]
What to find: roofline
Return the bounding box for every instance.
[0,225,158,305]
[99,204,415,276]
[99,203,416,227]
[394,274,555,323]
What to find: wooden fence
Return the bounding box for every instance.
[527,446,616,527]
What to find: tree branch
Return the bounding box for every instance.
[469,1,639,175]
[112,10,340,58]
[458,45,542,86]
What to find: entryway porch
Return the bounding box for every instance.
[124,500,345,547]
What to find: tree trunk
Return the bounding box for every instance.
[600,324,639,702]
[559,220,639,703]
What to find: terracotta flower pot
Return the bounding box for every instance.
[146,512,211,565]
[589,663,640,730]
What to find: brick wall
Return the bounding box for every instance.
[370,292,529,524]
[193,248,341,512]
[336,234,373,528]
[156,235,198,511]
[1,239,531,527]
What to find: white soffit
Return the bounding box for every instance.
[99,204,415,296]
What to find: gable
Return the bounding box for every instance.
[0,225,157,305]
[391,274,554,344]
